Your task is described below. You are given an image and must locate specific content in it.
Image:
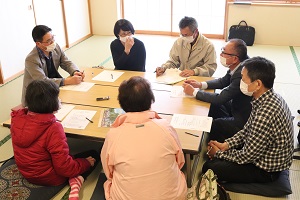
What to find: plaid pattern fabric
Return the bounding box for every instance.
[217,89,294,172]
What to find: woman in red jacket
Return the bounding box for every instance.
[10,79,99,200]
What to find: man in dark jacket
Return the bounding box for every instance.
[183,39,252,142]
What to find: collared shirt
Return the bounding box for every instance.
[216,88,294,172]
[37,48,62,79]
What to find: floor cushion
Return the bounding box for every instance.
[0,158,66,200]
[221,170,292,197]
[90,172,106,200]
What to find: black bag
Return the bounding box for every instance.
[228,20,255,46]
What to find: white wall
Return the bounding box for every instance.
[90,0,118,36]
[226,3,300,46]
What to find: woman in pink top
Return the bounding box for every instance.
[101,76,187,200]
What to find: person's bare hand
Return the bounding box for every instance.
[155,67,165,76]
[64,75,82,85]
[74,71,85,80]
[182,83,195,96]
[86,156,96,167]
[184,79,202,88]
[124,37,134,54]
[180,69,195,77]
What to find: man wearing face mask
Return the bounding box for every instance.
[110,19,146,72]
[182,39,252,142]
[156,16,217,77]
[21,25,84,106]
[203,57,294,187]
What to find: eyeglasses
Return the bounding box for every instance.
[41,35,55,45]
[221,47,238,57]
[119,31,132,37]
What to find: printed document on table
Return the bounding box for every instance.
[170,86,198,97]
[60,82,95,92]
[54,104,75,121]
[170,114,213,132]
[62,109,97,129]
[155,68,186,85]
[92,70,124,82]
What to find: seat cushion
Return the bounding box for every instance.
[0,158,66,200]
[221,170,292,197]
[90,172,106,200]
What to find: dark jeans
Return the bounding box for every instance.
[74,149,100,180]
[202,158,280,183]
[208,103,245,142]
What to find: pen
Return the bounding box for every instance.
[153,70,156,73]
[111,74,113,79]
[184,131,199,137]
[85,117,93,123]
[96,96,110,101]
[206,146,212,155]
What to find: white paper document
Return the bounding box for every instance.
[170,114,213,132]
[155,68,186,85]
[61,109,97,129]
[170,86,197,97]
[60,82,95,92]
[92,70,124,82]
[54,104,75,121]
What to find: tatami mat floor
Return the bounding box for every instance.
[1,35,299,200]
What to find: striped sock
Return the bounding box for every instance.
[68,175,84,200]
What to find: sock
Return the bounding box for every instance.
[68,175,84,200]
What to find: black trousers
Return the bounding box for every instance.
[74,149,100,180]
[208,103,245,142]
[202,158,280,183]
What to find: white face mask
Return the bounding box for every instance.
[44,42,56,52]
[240,79,254,96]
[119,36,129,43]
[220,56,229,67]
[182,36,194,43]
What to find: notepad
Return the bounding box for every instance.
[155,68,186,85]
[60,82,95,92]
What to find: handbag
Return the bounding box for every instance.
[228,20,255,46]
[187,169,231,200]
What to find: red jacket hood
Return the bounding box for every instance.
[11,109,57,148]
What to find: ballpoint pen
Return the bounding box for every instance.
[184,132,199,137]
[85,117,93,123]
[206,146,212,155]
[111,74,113,79]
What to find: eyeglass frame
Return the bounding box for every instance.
[40,35,56,45]
[119,31,132,37]
[221,47,238,57]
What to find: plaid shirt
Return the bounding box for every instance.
[216,88,294,172]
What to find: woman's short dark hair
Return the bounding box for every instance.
[179,16,198,32]
[118,76,155,112]
[32,25,52,42]
[113,19,135,38]
[241,56,276,89]
[25,79,60,113]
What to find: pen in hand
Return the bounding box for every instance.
[85,117,93,123]
[206,146,212,155]
[184,132,199,137]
